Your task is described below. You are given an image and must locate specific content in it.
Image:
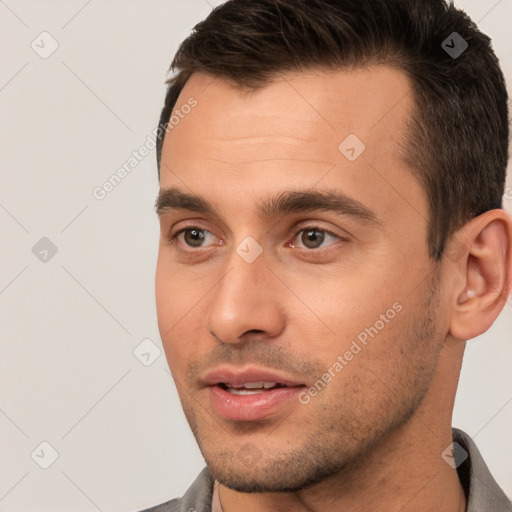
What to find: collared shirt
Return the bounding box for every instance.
[140,429,512,512]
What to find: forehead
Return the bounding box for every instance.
[167,67,412,148]
[159,67,426,227]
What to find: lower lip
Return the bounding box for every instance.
[208,385,305,421]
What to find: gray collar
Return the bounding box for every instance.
[452,428,512,511]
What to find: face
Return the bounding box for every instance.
[155,67,450,492]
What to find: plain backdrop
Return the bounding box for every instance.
[0,1,511,510]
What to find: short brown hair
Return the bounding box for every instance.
[156,0,509,260]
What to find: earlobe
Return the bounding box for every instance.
[449,210,512,341]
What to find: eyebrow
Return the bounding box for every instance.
[155,186,379,225]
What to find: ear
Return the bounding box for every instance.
[447,209,512,340]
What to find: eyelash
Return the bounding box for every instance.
[168,225,344,252]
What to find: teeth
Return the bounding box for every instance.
[227,388,266,395]
[245,381,274,389]
[224,381,279,390]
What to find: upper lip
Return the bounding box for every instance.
[202,366,306,387]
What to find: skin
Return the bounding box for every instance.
[155,67,512,512]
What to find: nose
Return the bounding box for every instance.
[206,246,286,344]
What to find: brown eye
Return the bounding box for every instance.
[182,229,207,247]
[291,226,340,250]
[301,229,326,249]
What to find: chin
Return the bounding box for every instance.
[205,448,345,494]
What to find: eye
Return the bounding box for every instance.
[291,227,340,250]
[168,225,343,253]
[174,228,218,248]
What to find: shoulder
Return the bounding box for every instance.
[139,498,180,512]
[139,467,215,512]
[453,428,512,512]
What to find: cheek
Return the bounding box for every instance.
[155,256,176,332]
[281,264,401,347]
[279,267,420,406]
[155,254,202,330]
[155,254,211,372]
[155,256,190,367]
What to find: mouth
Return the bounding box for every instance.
[203,367,307,421]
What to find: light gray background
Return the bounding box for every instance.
[0,1,510,511]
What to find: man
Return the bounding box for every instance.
[146,0,512,510]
